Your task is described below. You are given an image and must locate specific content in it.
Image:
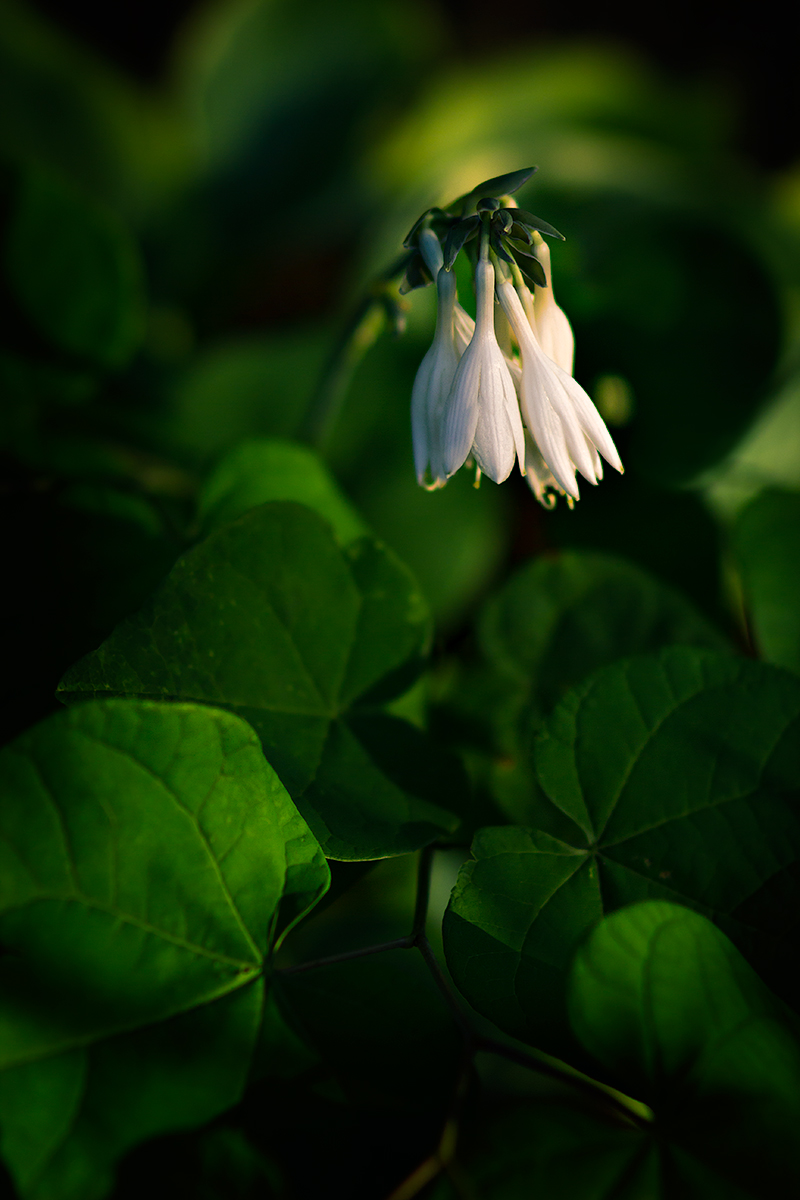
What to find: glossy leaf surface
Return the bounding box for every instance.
[0,698,329,1199]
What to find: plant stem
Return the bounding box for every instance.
[297,295,386,447]
[412,845,435,937]
[277,935,413,975]
[473,1036,651,1128]
[416,934,474,1041]
[298,251,412,447]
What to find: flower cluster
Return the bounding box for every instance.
[406,169,622,507]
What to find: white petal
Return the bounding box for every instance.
[524,430,562,507]
[442,345,481,476]
[453,303,475,355]
[542,369,600,484]
[411,349,436,482]
[471,350,523,483]
[411,265,460,487]
[554,365,623,473]
[522,363,580,500]
[418,228,444,276]
[585,436,603,481]
[532,239,575,374]
[539,302,574,374]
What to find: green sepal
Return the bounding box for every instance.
[493,209,514,234]
[489,230,515,266]
[399,251,433,295]
[509,221,533,244]
[505,208,565,240]
[476,196,501,212]
[402,207,444,248]
[467,167,537,200]
[443,216,480,269]
[514,253,547,289]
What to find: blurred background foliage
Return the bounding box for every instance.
[1,0,799,1191]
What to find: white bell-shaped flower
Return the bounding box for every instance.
[418,229,475,355]
[496,277,622,502]
[410,263,460,488]
[442,259,525,483]
[529,235,575,374]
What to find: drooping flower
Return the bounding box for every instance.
[496,274,622,502]
[528,233,574,375]
[417,229,475,354]
[442,259,525,484]
[410,256,460,488]
[403,167,622,506]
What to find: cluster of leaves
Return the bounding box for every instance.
[400,166,565,293]
[3,1,800,1198]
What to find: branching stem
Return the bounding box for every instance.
[277,935,413,975]
[277,840,649,1200]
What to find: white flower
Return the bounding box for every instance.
[417,229,475,355]
[442,259,525,484]
[529,235,574,375]
[496,276,622,502]
[410,263,460,488]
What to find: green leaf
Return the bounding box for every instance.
[430,1101,658,1200]
[733,488,800,675]
[4,166,145,368]
[434,552,728,829]
[197,438,368,544]
[58,503,461,859]
[569,902,800,1192]
[0,698,329,1199]
[443,648,800,1064]
[162,332,332,468]
[479,552,728,720]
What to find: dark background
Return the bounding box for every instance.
[28,0,799,169]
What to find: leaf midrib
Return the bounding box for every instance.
[0,966,262,1072]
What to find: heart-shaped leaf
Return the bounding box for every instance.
[444,648,800,1063]
[59,503,461,859]
[0,698,329,1200]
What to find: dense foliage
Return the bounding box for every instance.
[2,1,800,1196]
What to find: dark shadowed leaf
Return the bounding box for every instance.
[4,167,145,368]
[479,552,728,719]
[444,648,800,1065]
[58,503,461,859]
[733,488,800,675]
[569,903,800,1193]
[432,553,728,830]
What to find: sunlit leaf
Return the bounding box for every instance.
[0,698,329,1199]
[198,439,368,543]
